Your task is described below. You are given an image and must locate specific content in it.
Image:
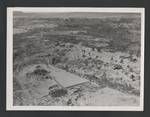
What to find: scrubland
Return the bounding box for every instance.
[13,12,141,106]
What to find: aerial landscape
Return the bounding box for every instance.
[13,11,142,106]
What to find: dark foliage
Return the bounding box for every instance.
[50,89,68,97]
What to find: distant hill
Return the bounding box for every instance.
[13,11,24,15]
[13,11,140,19]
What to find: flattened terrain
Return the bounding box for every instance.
[49,65,89,88]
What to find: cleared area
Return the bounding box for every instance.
[49,65,89,88]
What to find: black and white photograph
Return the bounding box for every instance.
[7,7,144,111]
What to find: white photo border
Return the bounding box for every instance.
[6,7,145,111]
